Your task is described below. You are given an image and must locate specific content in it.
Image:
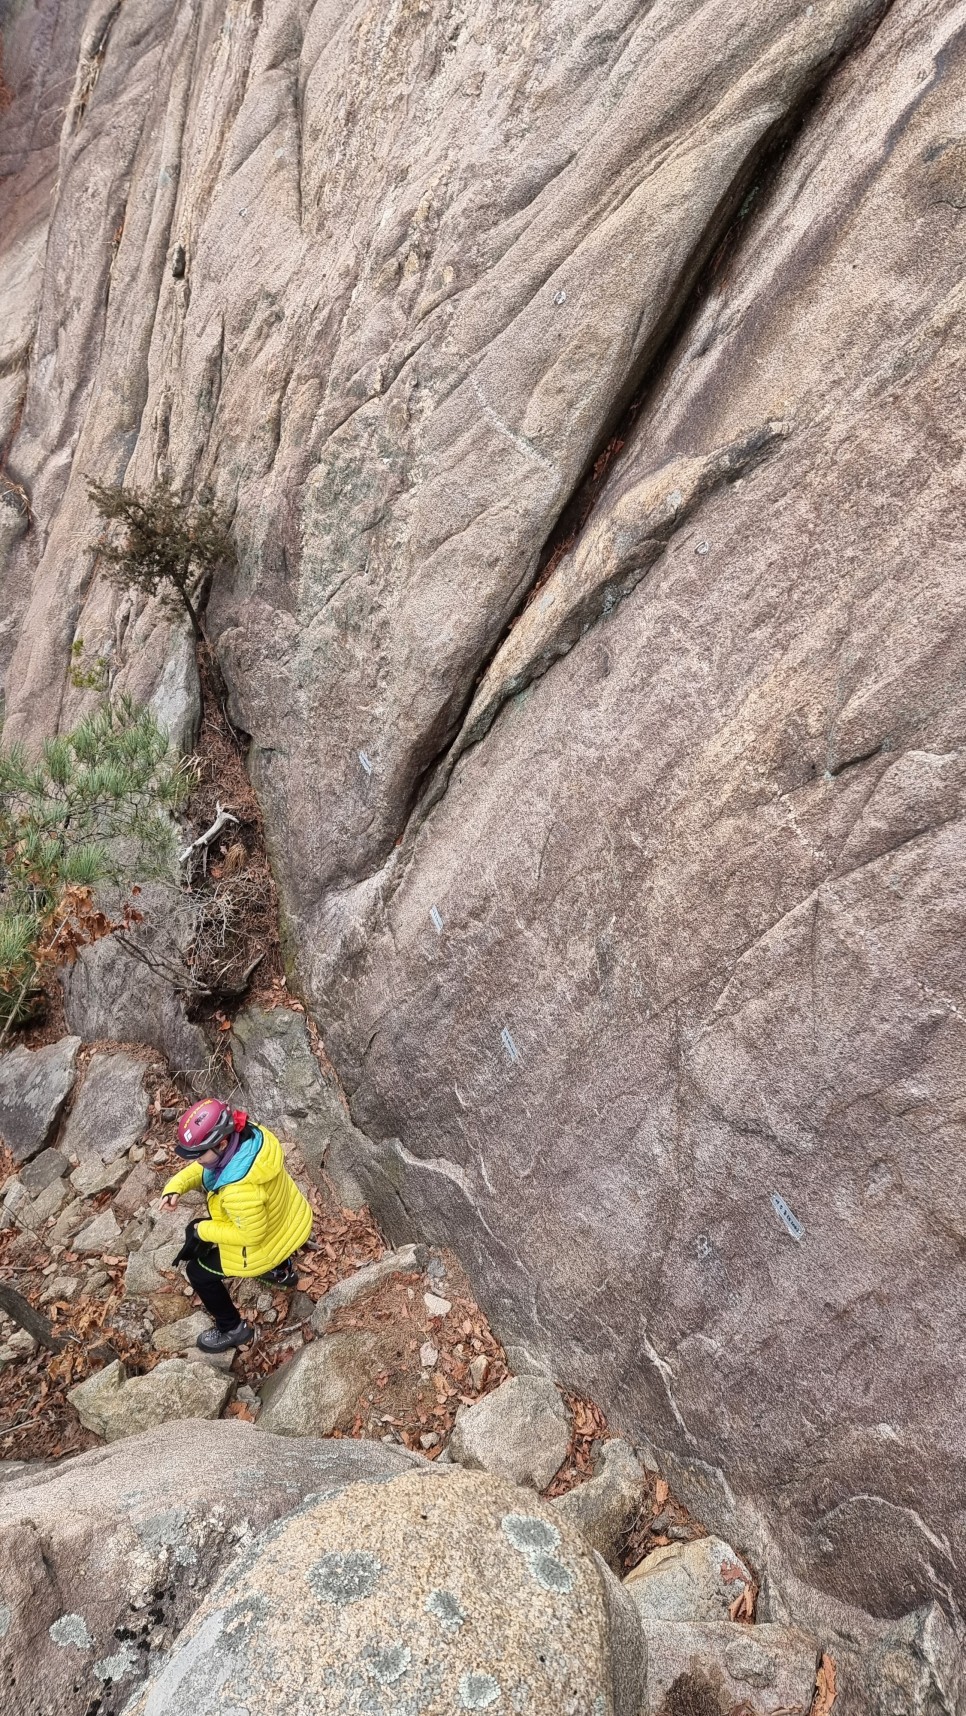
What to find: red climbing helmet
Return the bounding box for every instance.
[175,1098,237,1159]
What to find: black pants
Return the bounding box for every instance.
[185,1242,239,1332]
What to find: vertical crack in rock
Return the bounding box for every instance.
[369,0,900,883]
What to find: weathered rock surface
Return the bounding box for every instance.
[0,1038,80,1164]
[19,1147,69,1197]
[127,1467,645,1716]
[551,1439,649,1570]
[625,1535,754,1624]
[60,1050,150,1165]
[68,1357,232,1441]
[1,0,965,1641]
[0,1418,422,1716]
[231,1004,374,1195]
[448,1375,571,1491]
[640,1621,818,1716]
[257,1331,389,1438]
[151,1311,211,1353]
[72,1205,124,1257]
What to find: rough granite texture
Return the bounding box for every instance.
[126,1467,645,1716]
[68,1357,233,1442]
[60,1050,151,1165]
[639,1621,819,1716]
[0,1420,424,1716]
[0,1038,80,1164]
[0,0,965,1659]
[448,1375,572,1492]
[625,1536,755,1625]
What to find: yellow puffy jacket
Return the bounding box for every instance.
[163,1126,312,1278]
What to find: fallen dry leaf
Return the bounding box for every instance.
[810,1653,837,1715]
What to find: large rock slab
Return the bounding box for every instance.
[127,1467,645,1716]
[311,0,966,1623]
[60,1050,150,1165]
[2,0,965,1637]
[231,1004,372,1192]
[448,1375,571,1491]
[0,1419,423,1716]
[0,1037,80,1164]
[68,1358,232,1442]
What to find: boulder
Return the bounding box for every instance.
[625,1536,755,1624]
[28,1176,71,1225]
[640,1621,819,1716]
[152,1312,211,1354]
[310,1244,428,1331]
[48,1197,93,1249]
[68,1358,233,1442]
[19,1148,69,1197]
[0,1419,422,1716]
[0,1180,36,1232]
[257,1331,389,1438]
[70,1156,131,1196]
[0,1038,80,1164]
[551,1439,650,1570]
[72,1206,123,1257]
[448,1375,571,1491]
[114,1160,158,1222]
[60,884,208,1077]
[124,1248,179,1299]
[60,1050,150,1166]
[127,1468,646,1716]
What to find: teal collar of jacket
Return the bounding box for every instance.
[202,1127,264,1191]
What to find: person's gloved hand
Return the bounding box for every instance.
[172,1219,203,1267]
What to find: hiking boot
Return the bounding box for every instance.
[258,1261,298,1290]
[197,1321,254,1353]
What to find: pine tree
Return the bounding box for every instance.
[87,477,234,641]
[0,697,191,1040]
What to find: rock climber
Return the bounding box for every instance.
[159,1098,313,1353]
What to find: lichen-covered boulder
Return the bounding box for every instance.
[0,1419,423,1716]
[127,1467,646,1716]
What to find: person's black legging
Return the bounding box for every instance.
[185,1241,240,1332]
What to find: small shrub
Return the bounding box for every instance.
[87,477,234,641]
[0,697,191,1039]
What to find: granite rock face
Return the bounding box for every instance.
[126,1467,645,1716]
[60,1050,151,1165]
[0,1420,423,1716]
[1,0,965,1645]
[0,1038,81,1164]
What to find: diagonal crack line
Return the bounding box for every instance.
[367,2,903,897]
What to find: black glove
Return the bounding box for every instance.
[172,1219,202,1267]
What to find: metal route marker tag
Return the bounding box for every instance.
[358,750,373,777]
[500,1026,520,1064]
[771,1192,804,1242]
[430,906,444,934]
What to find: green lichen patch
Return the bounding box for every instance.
[306,1548,383,1606]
